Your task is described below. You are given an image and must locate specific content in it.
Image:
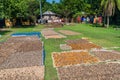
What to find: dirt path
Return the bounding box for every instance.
[41,28,66,39]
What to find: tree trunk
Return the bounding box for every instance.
[107,16,109,28]
[65,16,68,23]
[103,16,106,27]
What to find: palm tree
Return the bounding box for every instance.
[101,0,120,27]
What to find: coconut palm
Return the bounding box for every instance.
[101,0,120,27]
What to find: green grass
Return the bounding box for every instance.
[44,24,120,80]
[0,24,120,80]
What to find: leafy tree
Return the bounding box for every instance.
[0,0,4,18]
[87,0,102,14]
[51,1,59,13]
[42,2,52,12]
[27,0,39,23]
[0,0,29,19]
[58,0,85,18]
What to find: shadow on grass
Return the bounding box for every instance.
[89,24,104,28]
[116,36,120,38]
[0,30,11,35]
[12,25,36,28]
[90,23,120,29]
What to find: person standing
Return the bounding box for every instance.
[98,16,102,25]
[90,15,94,24]
[86,16,90,23]
[77,16,81,23]
[93,15,98,24]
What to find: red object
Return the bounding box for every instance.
[98,17,102,24]
[77,16,81,23]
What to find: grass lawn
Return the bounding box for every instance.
[0,24,120,80]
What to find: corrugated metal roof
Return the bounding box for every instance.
[43,11,56,15]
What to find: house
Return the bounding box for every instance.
[43,11,60,23]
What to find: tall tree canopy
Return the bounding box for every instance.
[56,0,89,18]
[0,0,49,19]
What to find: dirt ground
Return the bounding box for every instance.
[91,50,120,61]
[53,39,120,80]
[57,63,120,80]
[60,44,72,50]
[58,30,80,35]
[41,29,66,39]
[6,36,40,42]
[0,36,44,80]
[66,39,101,50]
[0,50,43,69]
[44,23,63,28]
[0,66,44,80]
[52,51,99,67]
[0,37,43,65]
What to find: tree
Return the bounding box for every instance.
[27,0,39,24]
[57,0,86,20]
[86,0,102,14]
[42,2,52,12]
[0,0,29,19]
[0,0,4,18]
[101,0,120,27]
[51,1,59,13]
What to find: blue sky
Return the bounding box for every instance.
[46,0,60,3]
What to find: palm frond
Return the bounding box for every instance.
[116,0,120,10]
[101,0,106,7]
